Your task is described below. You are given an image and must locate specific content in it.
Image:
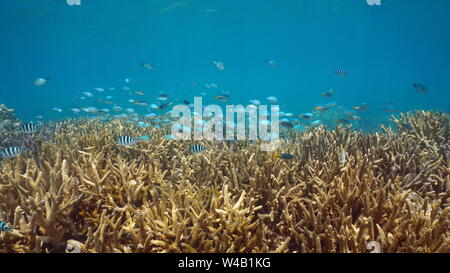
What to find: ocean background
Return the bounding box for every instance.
[0,0,449,126]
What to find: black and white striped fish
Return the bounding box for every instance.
[190,144,207,154]
[116,136,139,146]
[116,135,150,146]
[20,123,39,133]
[335,69,346,77]
[0,147,26,158]
[0,221,11,232]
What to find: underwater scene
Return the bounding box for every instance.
[0,0,449,253]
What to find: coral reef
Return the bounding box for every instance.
[0,103,20,132]
[0,111,448,253]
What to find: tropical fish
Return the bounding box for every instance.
[335,69,346,77]
[352,105,367,111]
[141,63,155,70]
[134,90,145,96]
[335,119,350,125]
[321,89,336,97]
[413,83,427,93]
[34,77,49,86]
[81,107,98,114]
[20,123,39,133]
[314,106,328,111]
[273,153,294,160]
[311,120,322,126]
[157,93,169,101]
[83,92,95,98]
[213,60,225,70]
[249,99,261,105]
[0,147,26,158]
[159,102,173,109]
[347,115,361,121]
[299,113,314,120]
[215,95,230,102]
[0,221,11,232]
[133,100,149,106]
[35,115,43,119]
[266,60,277,68]
[136,122,151,128]
[52,107,63,113]
[294,125,306,131]
[164,134,176,140]
[97,99,113,105]
[116,135,149,146]
[280,121,294,128]
[93,88,105,92]
[112,105,123,112]
[149,104,159,110]
[183,100,190,105]
[266,96,278,104]
[381,105,398,112]
[190,144,207,154]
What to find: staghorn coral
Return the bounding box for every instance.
[0,103,20,132]
[0,111,448,253]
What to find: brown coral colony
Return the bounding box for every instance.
[0,107,449,253]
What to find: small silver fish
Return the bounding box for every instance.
[141,63,155,70]
[213,60,225,70]
[34,77,50,86]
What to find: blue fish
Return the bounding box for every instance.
[0,221,11,231]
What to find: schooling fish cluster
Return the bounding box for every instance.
[0,109,448,253]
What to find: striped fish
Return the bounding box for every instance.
[0,221,11,232]
[116,136,138,146]
[190,144,207,154]
[20,123,39,133]
[335,69,346,77]
[0,147,26,158]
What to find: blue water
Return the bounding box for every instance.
[0,0,449,124]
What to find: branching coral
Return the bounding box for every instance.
[0,111,448,253]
